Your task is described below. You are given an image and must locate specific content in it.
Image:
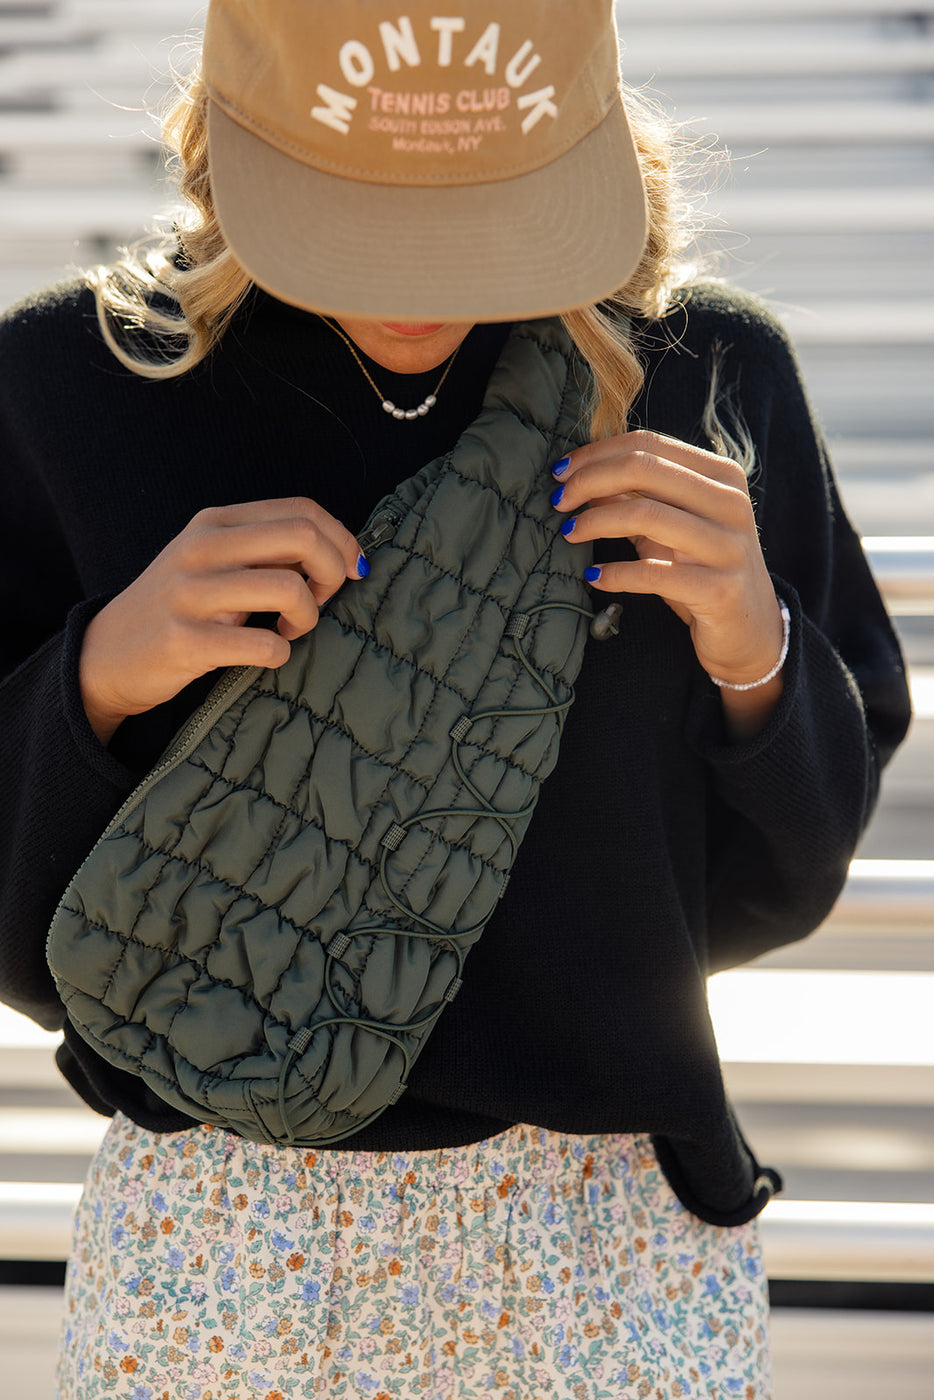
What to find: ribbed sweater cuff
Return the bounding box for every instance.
[60,595,145,794]
[686,578,804,766]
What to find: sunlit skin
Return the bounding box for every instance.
[333,316,475,373]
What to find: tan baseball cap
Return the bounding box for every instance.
[203,0,648,321]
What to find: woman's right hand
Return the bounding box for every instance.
[80,498,366,745]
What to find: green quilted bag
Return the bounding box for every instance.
[47,319,599,1145]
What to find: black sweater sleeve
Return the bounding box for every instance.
[670,286,911,969]
[0,285,188,1028]
[0,424,143,1027]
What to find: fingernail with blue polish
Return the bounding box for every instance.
[356,554,370,579]
[584,565,602,583]
[560,516,577,538]
[552,455,571,478]
[549,484,565,508]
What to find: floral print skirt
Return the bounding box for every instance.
[58,1113,771,1399]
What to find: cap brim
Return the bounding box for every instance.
[207,99,648,322]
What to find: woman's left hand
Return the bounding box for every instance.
[551,430,786,730]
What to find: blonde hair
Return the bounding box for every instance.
[92,69,711,440]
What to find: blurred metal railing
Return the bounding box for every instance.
[867,541,934,615]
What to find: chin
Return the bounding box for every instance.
[334,316,475,373]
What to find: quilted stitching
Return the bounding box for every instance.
[47,319,596,1146]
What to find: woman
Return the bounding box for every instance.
[0,2,910,1397]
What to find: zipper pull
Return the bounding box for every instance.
[357,503,404,556]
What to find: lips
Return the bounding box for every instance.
[380,322,446,337]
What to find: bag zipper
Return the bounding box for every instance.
[356,500,405,556]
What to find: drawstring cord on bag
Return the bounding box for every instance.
[276,599,604,1144]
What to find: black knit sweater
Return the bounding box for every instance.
[0,278,911,1225]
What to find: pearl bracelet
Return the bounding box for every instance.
[708,600,791,692]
